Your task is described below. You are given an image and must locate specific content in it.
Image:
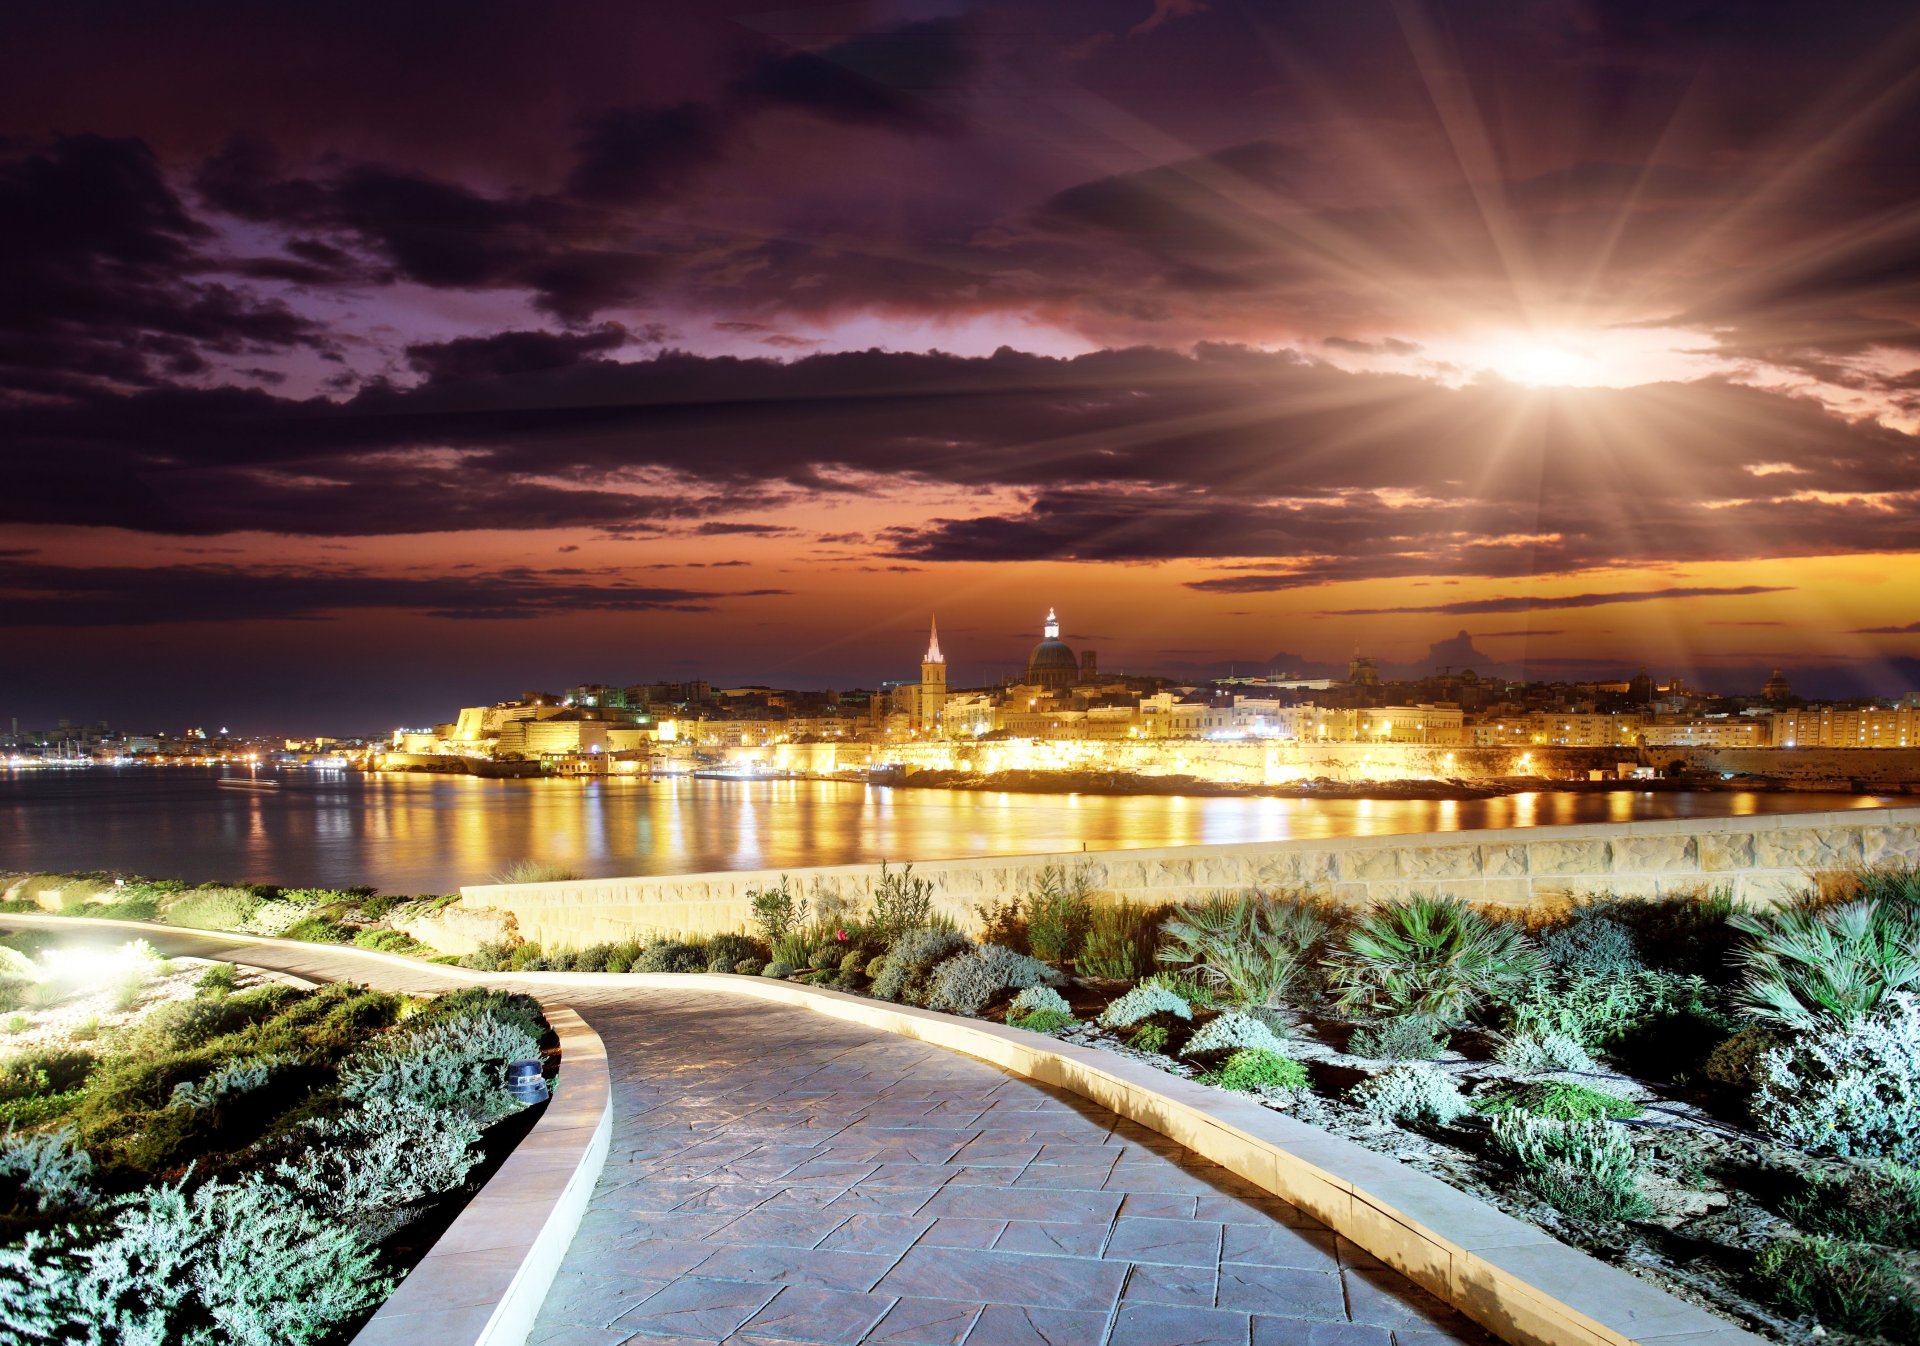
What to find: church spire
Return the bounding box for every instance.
[924,615,943,664]
[1043,607,1059,639]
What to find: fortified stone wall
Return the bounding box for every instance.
[459,805,1920,949]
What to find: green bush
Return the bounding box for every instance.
[747,877,805,944]
[1494,1031,1595,1074]
[705,933,763,968]
[1490,1113,1650,1221]
[1024,867,1094,963]
[925,945,1058,1016]
[1351,1064,1470,1125]
[1758,992,1920,1162]
[1157,891,1327,1009]
[1010,985,1071,1018]
[1077,900,1161,980]
[1785,1162,1920,1247]
[1181,1011,1288,1061]
[168,1057,279,1112]
[808,947,841,971]
[1326,897,1539,1027]
[1732,897,1920,1030]
[870,928,969,1004]
[159,887,262,932]
[1478,1080,1642,1122]
[1201,1048,1307,1092]
[1576,889,1738,977]
[412,988,546,1043]
[490,860,579,885]
[352,928,425,956]
[1755,1236,1917,1338]
[1502,968,1717,1048]
[734,958,764,977]
[3,1015,27,1036]
[634,940,707,974]
[195,963,239,994]
[1537,914,1642,977]
[870,863,939,943]
[1349,1017,1447,1062]
[973,894,1026,952]
[1,1049,95,1103]
[458,939,516,971]
[276,1097,482,1241]
[1701,1026,1783,1089]
[1128,1024,1172,1054]
[278,917,352,945]
[762,961,794,978]
[1009,1009,1075,1033]
[1141,970,1217,1010]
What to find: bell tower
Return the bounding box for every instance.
[918,616,947,734]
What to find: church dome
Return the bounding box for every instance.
[1025,607,1078,689]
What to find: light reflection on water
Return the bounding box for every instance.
[0,767,1898,895]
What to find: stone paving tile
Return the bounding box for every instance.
[532,990,1482,1346]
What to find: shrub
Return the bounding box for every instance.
[1349,1017,1447,1062]
[839,948,866,975]
[1702,1026,1783,1089]
[1010,1009,1075,1032]
[491,859,579,885]
[168,1057,279,1111]
[1757,992,1920,1162]
[160,887,262,931]
[0,1126,94,1214]
[1582,889,1739,977]
[1502,968,1717,1048]
[458,939,516,971]
[1326,897,1539,1027]
[864,955,889,979]
[1491,1113,1651,1221]
[705,933,763,968]
[507,942,548,971]
[925,945,1058,1016]
[279,917,351,945]
[1479,1080,1642,1122]
[1538,914,1642,977]
[973,894,1026,952]
[340,1011,540,1125]
[1010,985,1072,1018]
[1141,970,1217,1010]
[762,961,794,978]
[748,877,805,944]
[1496,1032,1596,1074]
[808,947,841,971]
[1098,983,1194,1030]
[1,1049,94,1102]
[634,940,707,974]
[237,899,326,937]
[1352,1064,1470,1124]
[413,987,547,1043]
[870,863,938,942]
[352,928,425,956]
[1157,891,1327,1009]
[734,958,764,976]
[1128,1024,1172,1054]
[1078,901,1160,980]
[1201,1049,1307,1092]
[277,1097,482,1240]
[1785,1161,1920,1247]
[870,928,969,1004]
[195,963,239,994]
[1732,898,1920,1030]
[52,1175,390,1346]
[4,1014,27,1036]
[705,956,730,973]
[1181,1011,1288,1060]
[1755,1236,1917,1338]
[1025,866,1094,962]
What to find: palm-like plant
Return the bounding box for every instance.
[1156,891,1328,1008]
[1731,898,1920,1030]
[1325,896,1539,1026]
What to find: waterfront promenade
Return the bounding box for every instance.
[36,924,1485,1346]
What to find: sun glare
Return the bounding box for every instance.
[1486,340,1602,387]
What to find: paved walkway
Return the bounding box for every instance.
[6,921,1486,1346]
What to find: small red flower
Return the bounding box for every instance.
[835,928,848,941]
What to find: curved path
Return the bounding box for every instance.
[9,923,1488,1346]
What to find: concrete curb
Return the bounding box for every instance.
[5,914,1763,1346]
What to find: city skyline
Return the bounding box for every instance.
[5,2,1920,730]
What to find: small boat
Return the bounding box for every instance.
[216,776,282,791]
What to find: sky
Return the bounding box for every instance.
[4,0,1920,733]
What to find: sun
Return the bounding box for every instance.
[1485,339,1603,387]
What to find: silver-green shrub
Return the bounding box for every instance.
[168,1056,280,1111]
[1496,1032,1596,1074]
[159,887,262,932]
[1347,1017,1446,1061]
[276,1098,481,1240]
[871,928,970,1003]
[1326,896,1540,1026]
[340,1010,539,1125]
[1098,983,1193,1029]
[1538,915,1641,976]
[1181,1010,1288,1059]
[1009,985,1072,1018]
[1157,891,1327,1008]
[237,899,324,937]
[1757,991,1920,1162]
[0,1126,93,1214]
[925,945,1059,1016]
[1491,1112,1651,1220]
[1350,1064,1469,1124]
[762,960,794,978]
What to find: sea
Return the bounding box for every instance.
[0,766,1899,895]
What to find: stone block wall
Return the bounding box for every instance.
[458,805,1920,949]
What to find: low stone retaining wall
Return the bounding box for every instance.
[460,804,1920,947]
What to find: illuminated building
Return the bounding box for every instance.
[1024,608,1080,690]
[918,617,946,734]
